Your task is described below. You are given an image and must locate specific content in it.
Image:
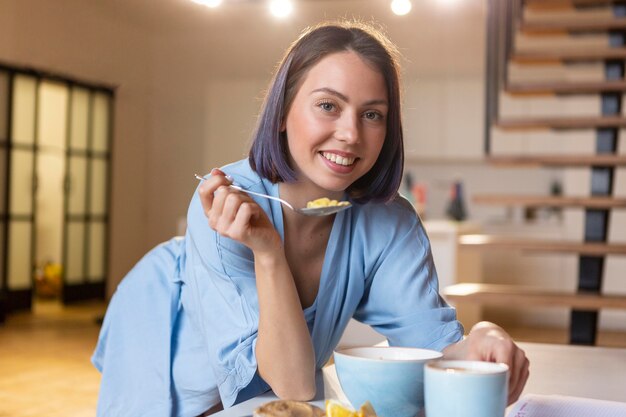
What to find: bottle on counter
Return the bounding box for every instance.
[402,172,428,219]
[446,180,467,222]
[412,182,427,220]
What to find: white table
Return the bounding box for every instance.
[213,342,626,416]
[512,342,626,402]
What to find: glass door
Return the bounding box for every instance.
[35,80,68,303]
[62,88,111,302]
[0,64,113,317]
[0,70,9,321]
[6,73,37,312]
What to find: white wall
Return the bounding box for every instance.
[141,0,488,251]
[4,0,622,334]
[0,0,154,296]
[111,1,626,337]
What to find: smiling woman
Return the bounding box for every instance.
[92,19,527,417]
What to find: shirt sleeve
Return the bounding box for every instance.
[181,187,269,408]
[353,200,464,352]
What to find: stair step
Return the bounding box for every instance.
[472,194,626,209]
[506,80,626,95]
[496,116,626,130]
[512,48,626,63]
[487,154,626,167]
[444,283,626,310]
[524,0,625,8]
[520,17,626,33]
[458,234,626,255]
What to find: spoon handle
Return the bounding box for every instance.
[194,173,294,211]
[229,184,295,211]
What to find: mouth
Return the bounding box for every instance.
[320,151,357,167]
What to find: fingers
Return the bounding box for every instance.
[197,168,263,241]
[231,201,258,235]
[488,336,529,405]
[462,323,530,405]
[198,168,232,214]
[215,190,246,234]
[508,348,530,404]
[488,336,529,404]
[208,187,254,236]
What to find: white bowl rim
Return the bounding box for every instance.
[426,359,509,375]
[334,346,443,363]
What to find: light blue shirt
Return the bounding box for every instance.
[92,159,463,417]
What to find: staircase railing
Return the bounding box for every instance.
[484,0,520,155]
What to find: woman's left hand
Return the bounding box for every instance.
[442,321,530,405]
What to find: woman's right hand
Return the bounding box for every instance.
[200,169,317,400]
[198,168,281,254]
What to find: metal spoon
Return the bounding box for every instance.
[194,174,351,217]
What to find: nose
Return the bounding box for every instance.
[335,112,359,144]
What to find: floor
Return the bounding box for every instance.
[1,300,626,417]
[0,299,106,417]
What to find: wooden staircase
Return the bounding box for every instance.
[443,0,626,345]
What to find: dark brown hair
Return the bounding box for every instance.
[248,21,404,203]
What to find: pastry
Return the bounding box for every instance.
[253,400,325,417]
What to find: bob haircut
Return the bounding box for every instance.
[248,21,404,204]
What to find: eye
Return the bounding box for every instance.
[316,100,337,113]
[363,111,384,121]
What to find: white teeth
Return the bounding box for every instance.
[322,152,355,166]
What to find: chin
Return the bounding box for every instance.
[319,182,352,194]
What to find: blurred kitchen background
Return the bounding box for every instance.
[1,0,626,415]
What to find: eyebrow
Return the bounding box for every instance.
[311,87,388,106]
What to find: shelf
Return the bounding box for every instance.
[506,80,626,95]
[473,194,626,209]
[520,17,626,33]
[524,0,626,10]
[496,116,626,130]
[444,283,626,310]
[487,154,626,167]
[511,48,626,63]
[458,234,626,255]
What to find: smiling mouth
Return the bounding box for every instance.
[321,152,357,166]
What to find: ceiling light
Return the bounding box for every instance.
[391,0,412,15]
[391,0,412,16]
[269,0,293,18]
[191,0,222,8]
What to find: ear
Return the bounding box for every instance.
[280,118,286,132]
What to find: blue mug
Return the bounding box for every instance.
[424,360,509,417]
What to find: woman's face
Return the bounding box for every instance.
[283,51,388,195]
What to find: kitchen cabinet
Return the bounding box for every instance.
[403,77,484,161]
[426,220,483,330]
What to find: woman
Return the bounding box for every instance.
[93,21,529,417]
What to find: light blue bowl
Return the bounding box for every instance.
[334,346,443,417]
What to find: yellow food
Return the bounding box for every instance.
[306,198,351,209]
[358,402,377,417]
[325,400,357,417]
[325,400,377,417]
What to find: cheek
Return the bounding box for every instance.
[370,131,386,156]
[360,134,386,171]
[286,119,327,149]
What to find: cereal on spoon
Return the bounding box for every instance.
[306,198,351,209]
